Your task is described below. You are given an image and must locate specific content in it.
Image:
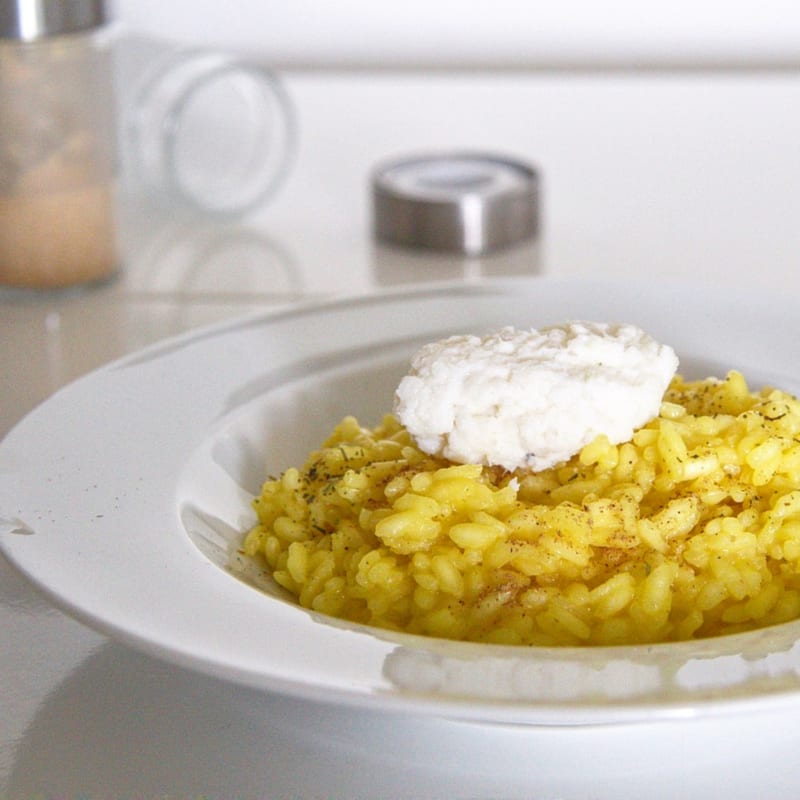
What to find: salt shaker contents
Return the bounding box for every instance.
[0,0,117,289]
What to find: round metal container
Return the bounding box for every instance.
[372,152,539,255]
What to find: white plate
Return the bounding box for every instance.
[5,275,800,727]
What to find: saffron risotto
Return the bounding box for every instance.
[243,371,800,646]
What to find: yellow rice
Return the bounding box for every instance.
[243,371,800,646]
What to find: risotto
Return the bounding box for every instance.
[242,371,800,646]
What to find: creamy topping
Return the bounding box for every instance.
[394,322,679,471]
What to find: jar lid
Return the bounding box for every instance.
[372,152,539,255]
[0,0,108,40]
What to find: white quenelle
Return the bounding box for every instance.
[394,322,679,472]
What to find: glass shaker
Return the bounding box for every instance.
[0,0,117,290]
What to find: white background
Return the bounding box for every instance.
[111,0,800,69]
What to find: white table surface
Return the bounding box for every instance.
[3,67,800,799]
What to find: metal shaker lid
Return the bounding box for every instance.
[0,0,108,40]
[372,152,539,256]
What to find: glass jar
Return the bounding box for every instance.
[0,0,118,290]
[118,37,296,217]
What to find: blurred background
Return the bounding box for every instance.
[5,0,800,300]
[112,1,800,71]
[107,0,800,292]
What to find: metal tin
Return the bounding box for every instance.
[0,0,107,40]
[372,152,539,255]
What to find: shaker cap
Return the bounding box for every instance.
[373,152,539,256]
[1,0,108,40]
